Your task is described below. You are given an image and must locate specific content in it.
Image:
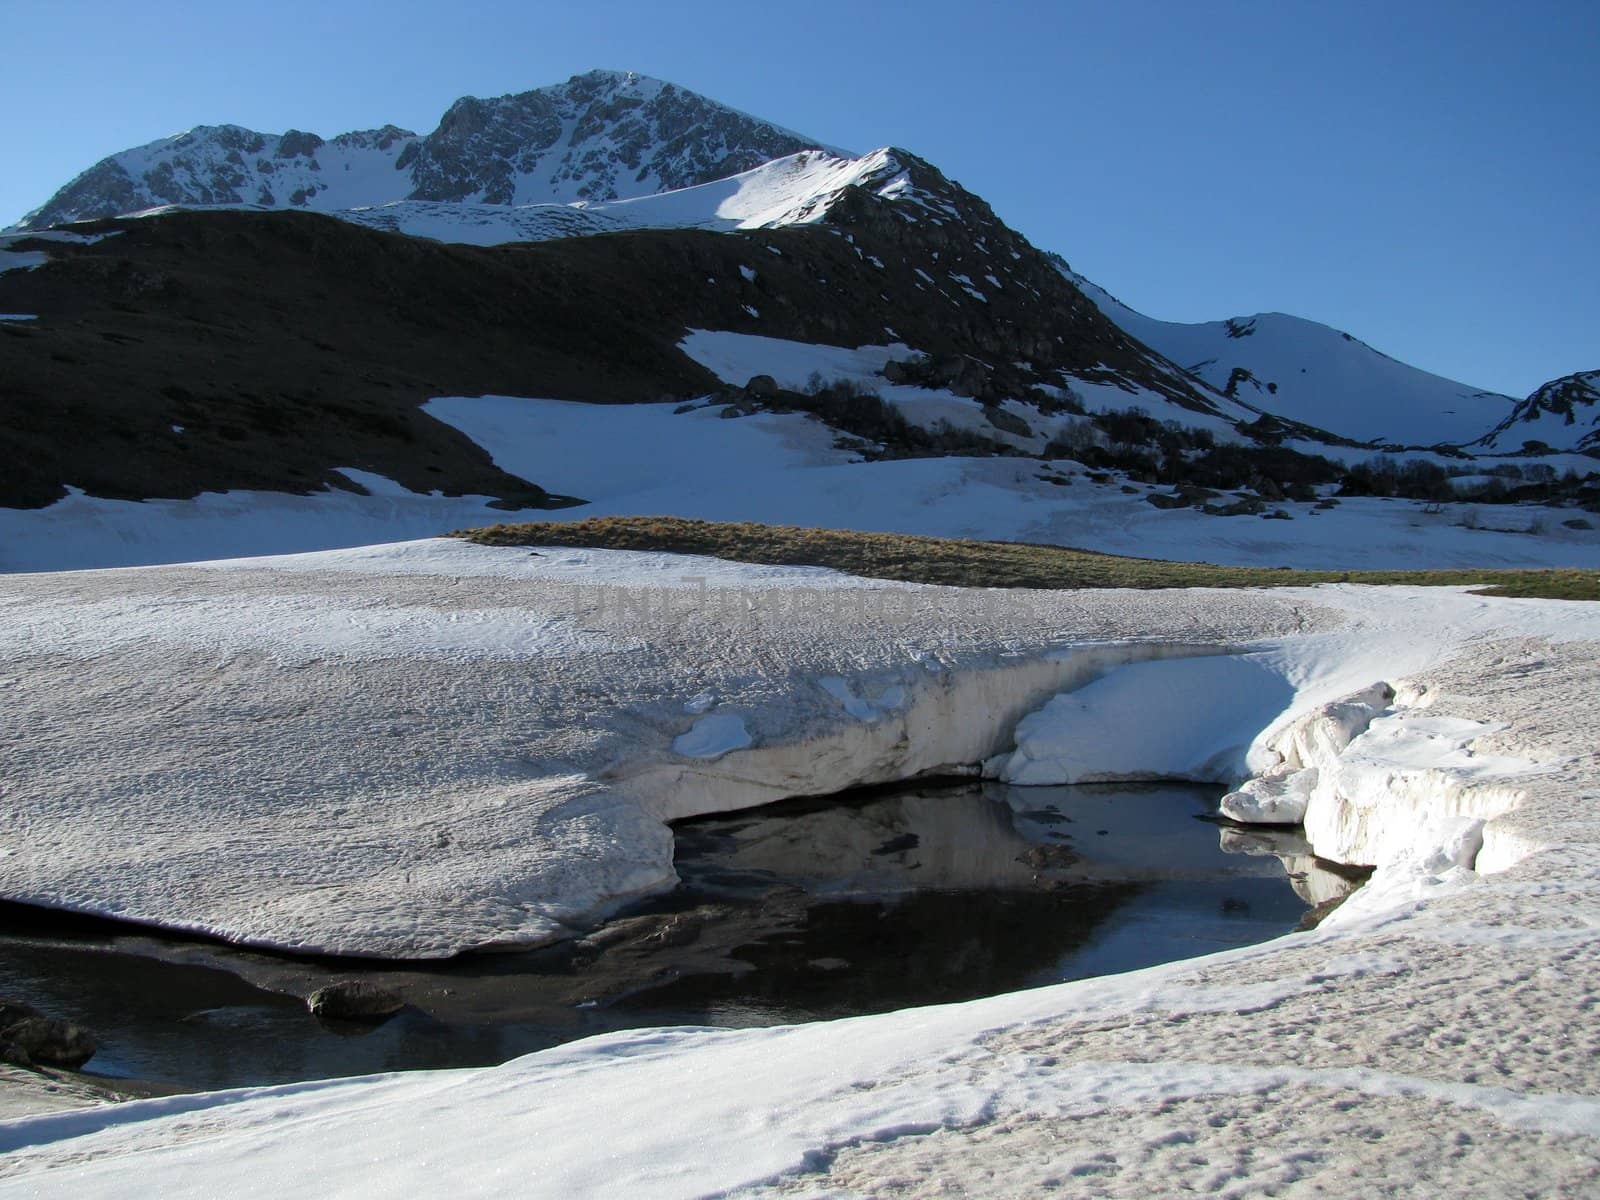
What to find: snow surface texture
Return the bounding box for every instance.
[0,543,1598,1194]
[5,334,1596,575]
[1067,268,1519,447]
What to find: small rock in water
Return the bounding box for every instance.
[0,1001,37,1027]
[1017,843,1080,871]
[0,1002,97,1069]
[307,981,405,1023]
[651,915,703,948]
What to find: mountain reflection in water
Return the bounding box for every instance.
[643,781,1349,1021]
[0,782,1358,1092]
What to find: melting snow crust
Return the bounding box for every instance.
[1,539,1599,1193]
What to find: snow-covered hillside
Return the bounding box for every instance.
[14,70,828,230]
[92,137,1546,462]
[1065,268,1518,448]
[4,373,1596,574]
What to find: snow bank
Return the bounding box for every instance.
[1304,712,1541,868]
[1211,660,1579,949]
[1221,678,1552,876]
[992,650,1295,785]
[16,966,1600,1200]
[1219,683,1394,822]
[4,544,1595,960]
[3,545,1600,1192]
[632,640,1238,825]
[1,540,1306,956]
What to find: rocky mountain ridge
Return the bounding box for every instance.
[16,70,825,230]
[1474,370,1600,455]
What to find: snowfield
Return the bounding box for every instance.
[0,540,1596,1193]
[2,351,1597,575]
[298,148,909,246]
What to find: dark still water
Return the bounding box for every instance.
[0,782,1361,1093]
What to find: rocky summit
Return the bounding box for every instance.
[16,70,825,229]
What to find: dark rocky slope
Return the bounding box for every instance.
[0,150,1220,509]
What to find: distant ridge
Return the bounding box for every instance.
[16,70,830,229]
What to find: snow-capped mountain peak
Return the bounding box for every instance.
[398,68,840,207]
[16,70,834,229]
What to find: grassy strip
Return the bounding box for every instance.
[456,516,1600,601]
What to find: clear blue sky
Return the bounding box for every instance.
[4,0,1594,397]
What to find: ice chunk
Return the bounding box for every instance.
[818,676,907,722]
[1274,682,1394,771]
[673,712,752,759]
[1220,766,1318,824]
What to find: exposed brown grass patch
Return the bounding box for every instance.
[455,517,1600,600]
